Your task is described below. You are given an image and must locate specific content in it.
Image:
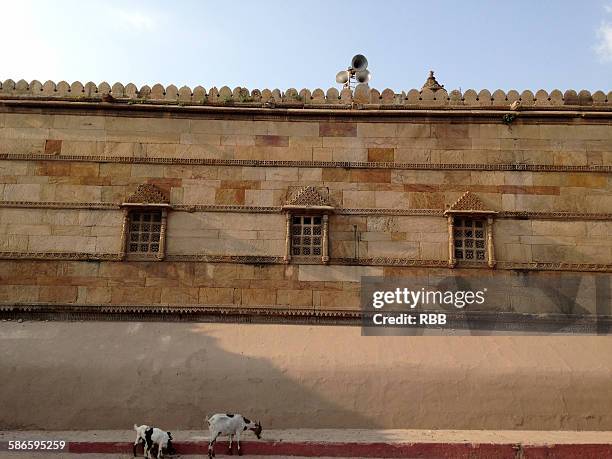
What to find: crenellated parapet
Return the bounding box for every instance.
[0,79,610,109]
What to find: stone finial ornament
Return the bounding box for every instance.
[422,70,444,91]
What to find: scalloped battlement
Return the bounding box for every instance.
[0,79,610,109]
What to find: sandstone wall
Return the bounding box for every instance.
[0,105,609,313]
[0,260,606,313]
[1,113,610,166]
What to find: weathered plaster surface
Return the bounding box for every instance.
[1,321,611,431]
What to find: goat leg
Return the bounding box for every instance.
[235,431,242,456]
[208,432,219,459]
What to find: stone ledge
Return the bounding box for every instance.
[1,303,612,333]
[2,200,612,220]
[0,253,610,271]
[1,153,610,173]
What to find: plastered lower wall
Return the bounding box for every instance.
[1,321,611,431]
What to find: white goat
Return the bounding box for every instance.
[206,413,262,457]
[133,424,175,459]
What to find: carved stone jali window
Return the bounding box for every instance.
[291,215,323,256]
[282,186,333,264]
[120,184,170,261]
[453,217,487,262]
[128,210,163,255]
[444,192,496,268]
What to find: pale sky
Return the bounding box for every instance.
[1,0,611,92]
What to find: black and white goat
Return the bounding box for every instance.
[133,424,175,459]
[206,413,262,457]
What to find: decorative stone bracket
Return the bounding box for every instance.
[444,191,497,268]
[281,186,334,264]
[120,184,171,261]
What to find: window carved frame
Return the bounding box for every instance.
[282,186,334,265]
[120,184,171,261]
[444,192,497,269]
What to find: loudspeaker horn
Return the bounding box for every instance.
[351,54,368,71]
[335,70,350,84]
[355,69,371,83]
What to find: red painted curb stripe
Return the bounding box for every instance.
[65,440,612,458]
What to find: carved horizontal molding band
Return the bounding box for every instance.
[498,211,612,220]
[0,201,120,210]
[0,303,363,325]
[334,258,612,272]
[1,303,611,332]
[339,208,612,220]
[172,204,282,213]
[1,200,611,221]
[1,153,610,173]
[164,254,286,264]
[496,261,612,271]
[0,251,610,272]
[0,252,122,261]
